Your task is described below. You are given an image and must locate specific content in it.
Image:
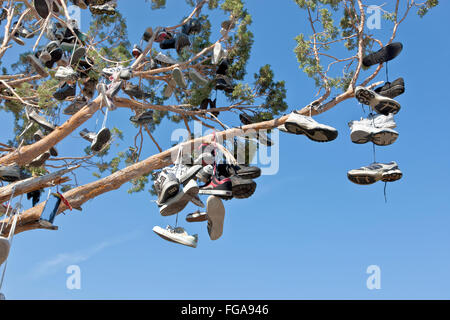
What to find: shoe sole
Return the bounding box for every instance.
[160,182,199,216]
[172,68,187,89]
[33,0,50,19]
[377,84,405,99]
[355,88,401,115]
[207,196,225,241]
[188,70,209,86]
[198,189,233,200]
[91,128,111,152]
[351,129,398,146]
[232,180,256,199]
[71,47,86,66]
[381,169,403,182]
[186,212,208,223]
[0,238,11,266]
[152,227,197,248]
[348,168,402,185]
[284,122,338,142]
[27,55,49,77]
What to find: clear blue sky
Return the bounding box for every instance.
[1,0,450,299]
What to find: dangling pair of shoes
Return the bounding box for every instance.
[186,195,226,241]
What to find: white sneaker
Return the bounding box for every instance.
[206,195,225,241]
[349,113,399,146]
[159,179,199,216]
[283,112,338,142]
[155,52,180,66]
[355,86,401,115]
[55,66,78,81]
[165,164,202,187]
[211,42,223,64]
[153,225,198,248]
[347,161,403,185]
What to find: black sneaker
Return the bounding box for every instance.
[217,163,261,180]
[374,77,405,99]
[53,83,76,101]
[91,127,111,152]
[363,42,403,67]
[33,0,51,19]
[215,75,233,93]
[124,83,152,100]
[199,174,233,200]
[160,38,176,50]
[175,32,191,54]
[130,110,154,125]
[182,18,202,35]
[216,58,229,75]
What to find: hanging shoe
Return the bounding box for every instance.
[188,69,209,87]
[152,225,198,248]
[215,75,233,93]
[55,66,78,82]
[33,0,52,19]
[89,0,117,15]
[129,110,154,125]
[172,67,187,89]
[196,164,214,183]
[154,169,180,205]
[165,163,203,187]
[33,129,58,156]
[186,210,208,223]
[348,113,398,146]
[26,54,49,77]
[132,44,143,58]
[70,46,87,67]
[163,78,177,98]
[182,18,202,35]
[374,78,405,99]
[53,83,76,101]
[355,86,401,115]
[159,179,199,216]
[124,83,152,100]
[155,52,180,66]
[199,174,233,200]
[79,128,96,142]
[282,111,338,142]
[142,27,154,42]
[175,32,191,54]
[44,41,63,69]
[362,42,403,67]
[159,38,176,50]
[0,164,21,183]
[29,109,57,132]
[27,189,42,207]
[82,78,97,99]
[206,195,225,240]
[212,43,223,65]
[63,96,88,115]
[216,58,230,75]
[29,151,51,167]
[91,127,111,152]
[347,162,403,185]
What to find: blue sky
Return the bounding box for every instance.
[1,0,450,299]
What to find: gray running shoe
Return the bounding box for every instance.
[347,161,403,185]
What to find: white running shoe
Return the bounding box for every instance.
[283,112,338,142]
[206,195,225,241]
[347,161,403,185]
[55,66,78,81]
[153,225,198,248]
[348,113,399,146]
[355,86,401,115]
